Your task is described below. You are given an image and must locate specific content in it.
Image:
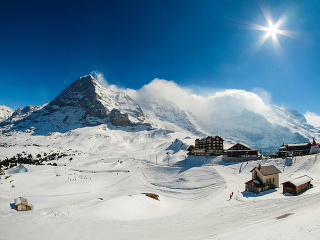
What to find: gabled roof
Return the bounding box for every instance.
[228,142,253,150]
[282,175,313,187]
[251,165,281,176]
[312,138,318,146]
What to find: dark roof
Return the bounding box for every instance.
[228,143,253,151]
[281,143,311,148]
[251,165,281,176]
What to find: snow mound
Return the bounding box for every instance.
[6,165,28,174]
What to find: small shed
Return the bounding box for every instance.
[14,197,33,211]
[282,175,313,195]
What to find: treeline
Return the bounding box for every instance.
[0,151,74,169]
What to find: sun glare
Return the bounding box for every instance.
[267,24,278,37]
[241,3,296,61]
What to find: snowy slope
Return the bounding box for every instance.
[1,130,320,240]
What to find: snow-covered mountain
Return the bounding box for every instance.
[0,75,148,135]
[0,105,13,123]
[0,75,318,153]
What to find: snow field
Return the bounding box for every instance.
[1,126,320,239]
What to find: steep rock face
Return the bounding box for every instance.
[0,75,146,134]
[0,106,13,123]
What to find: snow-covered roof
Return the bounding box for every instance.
[253,180,260,184]
[284,143,310,147]
[283,175,313,187]
[14,198,21,206]
[14,197,28,206]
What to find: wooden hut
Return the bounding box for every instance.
[14,197,33,211]
[282,175,313,195]
[0,168,5,175]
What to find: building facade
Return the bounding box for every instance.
[194,136,224,155]
[227,143,258,158]
[278,142,311,157]
[245,165,281,193]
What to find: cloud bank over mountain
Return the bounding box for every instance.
[121,78,270,121]
[305,111,320,128]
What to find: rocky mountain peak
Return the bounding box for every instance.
[0,75,147,134]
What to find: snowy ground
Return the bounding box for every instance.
[1,128,320,239]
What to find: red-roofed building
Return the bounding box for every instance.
[310,138,320,154]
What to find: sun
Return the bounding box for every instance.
[241,4,296,59]
[266,24,278,37]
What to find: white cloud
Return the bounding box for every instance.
[304,111,320,127]
[124,78,269,119]
[91,71,109,88]
[251,87,272,104]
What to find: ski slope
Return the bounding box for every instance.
[1,147,320,239]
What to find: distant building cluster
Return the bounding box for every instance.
[276,138,320,158]
[188,135,318,196]
[189,135,260,161]
[189,135,320,161]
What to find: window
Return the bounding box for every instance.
[273,178,274,182]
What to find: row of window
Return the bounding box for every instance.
[266,178,275,183]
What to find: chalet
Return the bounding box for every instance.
[282,175,313,195]
[227,143,258,158]
[277,142,311,157]
[245,165,281,193]
[193,136,224,156]
[14,197,33,211]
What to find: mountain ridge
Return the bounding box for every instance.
[0,75,318,153]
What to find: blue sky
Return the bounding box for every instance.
[0,0,319,118]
